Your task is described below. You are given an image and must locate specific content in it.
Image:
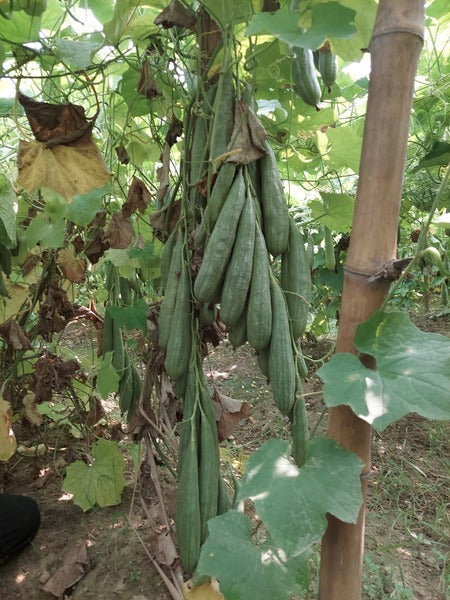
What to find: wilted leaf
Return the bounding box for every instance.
[212,389,250,441]
[62,438,125,511]
[137,60,160,100]
[154,0,196,30]
[57,248,87,283]
[226,101,267,164]
[42,540,90,598]
[18,93,94,147]
[0,318,32,350]
[0,397,16,461]
[103,212,134,249]
[123,177,152,218]
[165,115,183,147]
[22,392,43,426]
[17,139,110,201]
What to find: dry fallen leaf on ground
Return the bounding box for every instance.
[42,540,90,598]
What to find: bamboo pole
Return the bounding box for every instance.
[318,2,424,598]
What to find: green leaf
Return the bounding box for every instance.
[103,0,141,46]
[236,438,363,555]
[52,36,104,69]
[87,0,115,23]
[246,3,356,49]
[328,0,377,62]
[326,123,362,173]
[104,248,140,278]
[0,174,17,247]
[318,311,450,430]
[203,0,253,27]
[66,186,109,227]
[109,298,148,332]
[195,510,306,600]
[119,67,151,117]
[308,193,354,232]
[23,213,65,249]
[299,2,357,48]
[414,141,450,171]
[97,352,121,399]
[62,439,125,512]
[0,10,40,43]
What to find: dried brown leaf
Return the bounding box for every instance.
[57,248,87,283]
[18,93,94,147]
[212,388,250,442]
[123,177,152,218]
[0,318,32,350]
[154,0,196,30]
[226,101,267,164]
[137,60,161,100]
[22,392,43,426]
[103,212,134,249]
[42,540,90,598]
[166,115,183,147]
[156,531,178,566]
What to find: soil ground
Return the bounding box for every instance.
[1,313,448,600]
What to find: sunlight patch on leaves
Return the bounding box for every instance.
[195,510,306,600]
[318,311,450,430]
[237,438,363,555]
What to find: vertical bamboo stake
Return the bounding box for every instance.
[318,2,424,599]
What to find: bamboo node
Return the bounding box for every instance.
[367,257,413,283]
[344,257,412,282]
[370,27,424,45]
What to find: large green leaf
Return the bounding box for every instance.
[23,213,65,248]
[203,0,254,27]
[52,35,104,69]
[62,439,125,511]
[326,122,363,172]
[246,2,356,49]
[414,141,450,171]
[308,192,354,232]
[97,352,121,399]
[0,174,17,247]
[237,438,363,555]
[318,311,450,430]
[326,0,377,62]
[0,10,40,43]
[109,299,148,332]
[66,186,109,227]
[195,510,307,600]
